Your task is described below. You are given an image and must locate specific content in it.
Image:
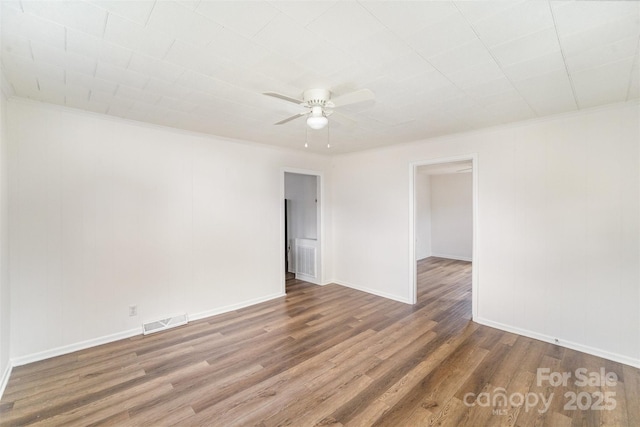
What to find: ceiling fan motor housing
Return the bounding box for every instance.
[303,88,332,107]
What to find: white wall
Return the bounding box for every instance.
[0,87,10,391]
[0,3,12,393]
[8,99,332,363]
[332,102,640,367]
[430,173,472,261]
[415,172,431,260]
[5,97,639,370]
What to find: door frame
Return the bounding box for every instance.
[408,154,479,320]
[280,168,324,293]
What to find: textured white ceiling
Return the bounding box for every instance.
[1,1,638,154]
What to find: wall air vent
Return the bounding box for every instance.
[142,313,188,335]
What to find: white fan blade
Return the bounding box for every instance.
[263,92,304,105]
[331,88,375,107]
[329,111,357,127]
[275,112,307,125]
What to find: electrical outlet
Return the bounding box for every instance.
[129,305,137,317]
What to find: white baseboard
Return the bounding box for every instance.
[11,327,142,367]
[430,253,472,262]
[189,292,285,322]
[475,317,640,369]
[333,280,411,304]
[0,361,12,399]
[11,292,287,368]
[295,273,320,285]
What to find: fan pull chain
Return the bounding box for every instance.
[304,126,308,148]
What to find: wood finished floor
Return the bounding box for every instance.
[1,257,639,426]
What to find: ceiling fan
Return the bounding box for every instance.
[263,88,375,130]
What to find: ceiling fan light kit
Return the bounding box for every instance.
[306,106,328,130]
[306,115,328,130]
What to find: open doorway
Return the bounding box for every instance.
[409,155,478,319]
[282,170,322,292]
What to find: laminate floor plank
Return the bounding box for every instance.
[369,334,490,426]
[1,257,638,426]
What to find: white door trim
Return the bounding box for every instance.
[281,168,324,293]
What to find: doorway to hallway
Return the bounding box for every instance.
[410,155,478,319]
[282,170,322,292]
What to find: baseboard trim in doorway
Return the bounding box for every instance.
[294,273,320,284]
[475,316,640,369]
[333,280,411,304]
[430,253,472,262]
